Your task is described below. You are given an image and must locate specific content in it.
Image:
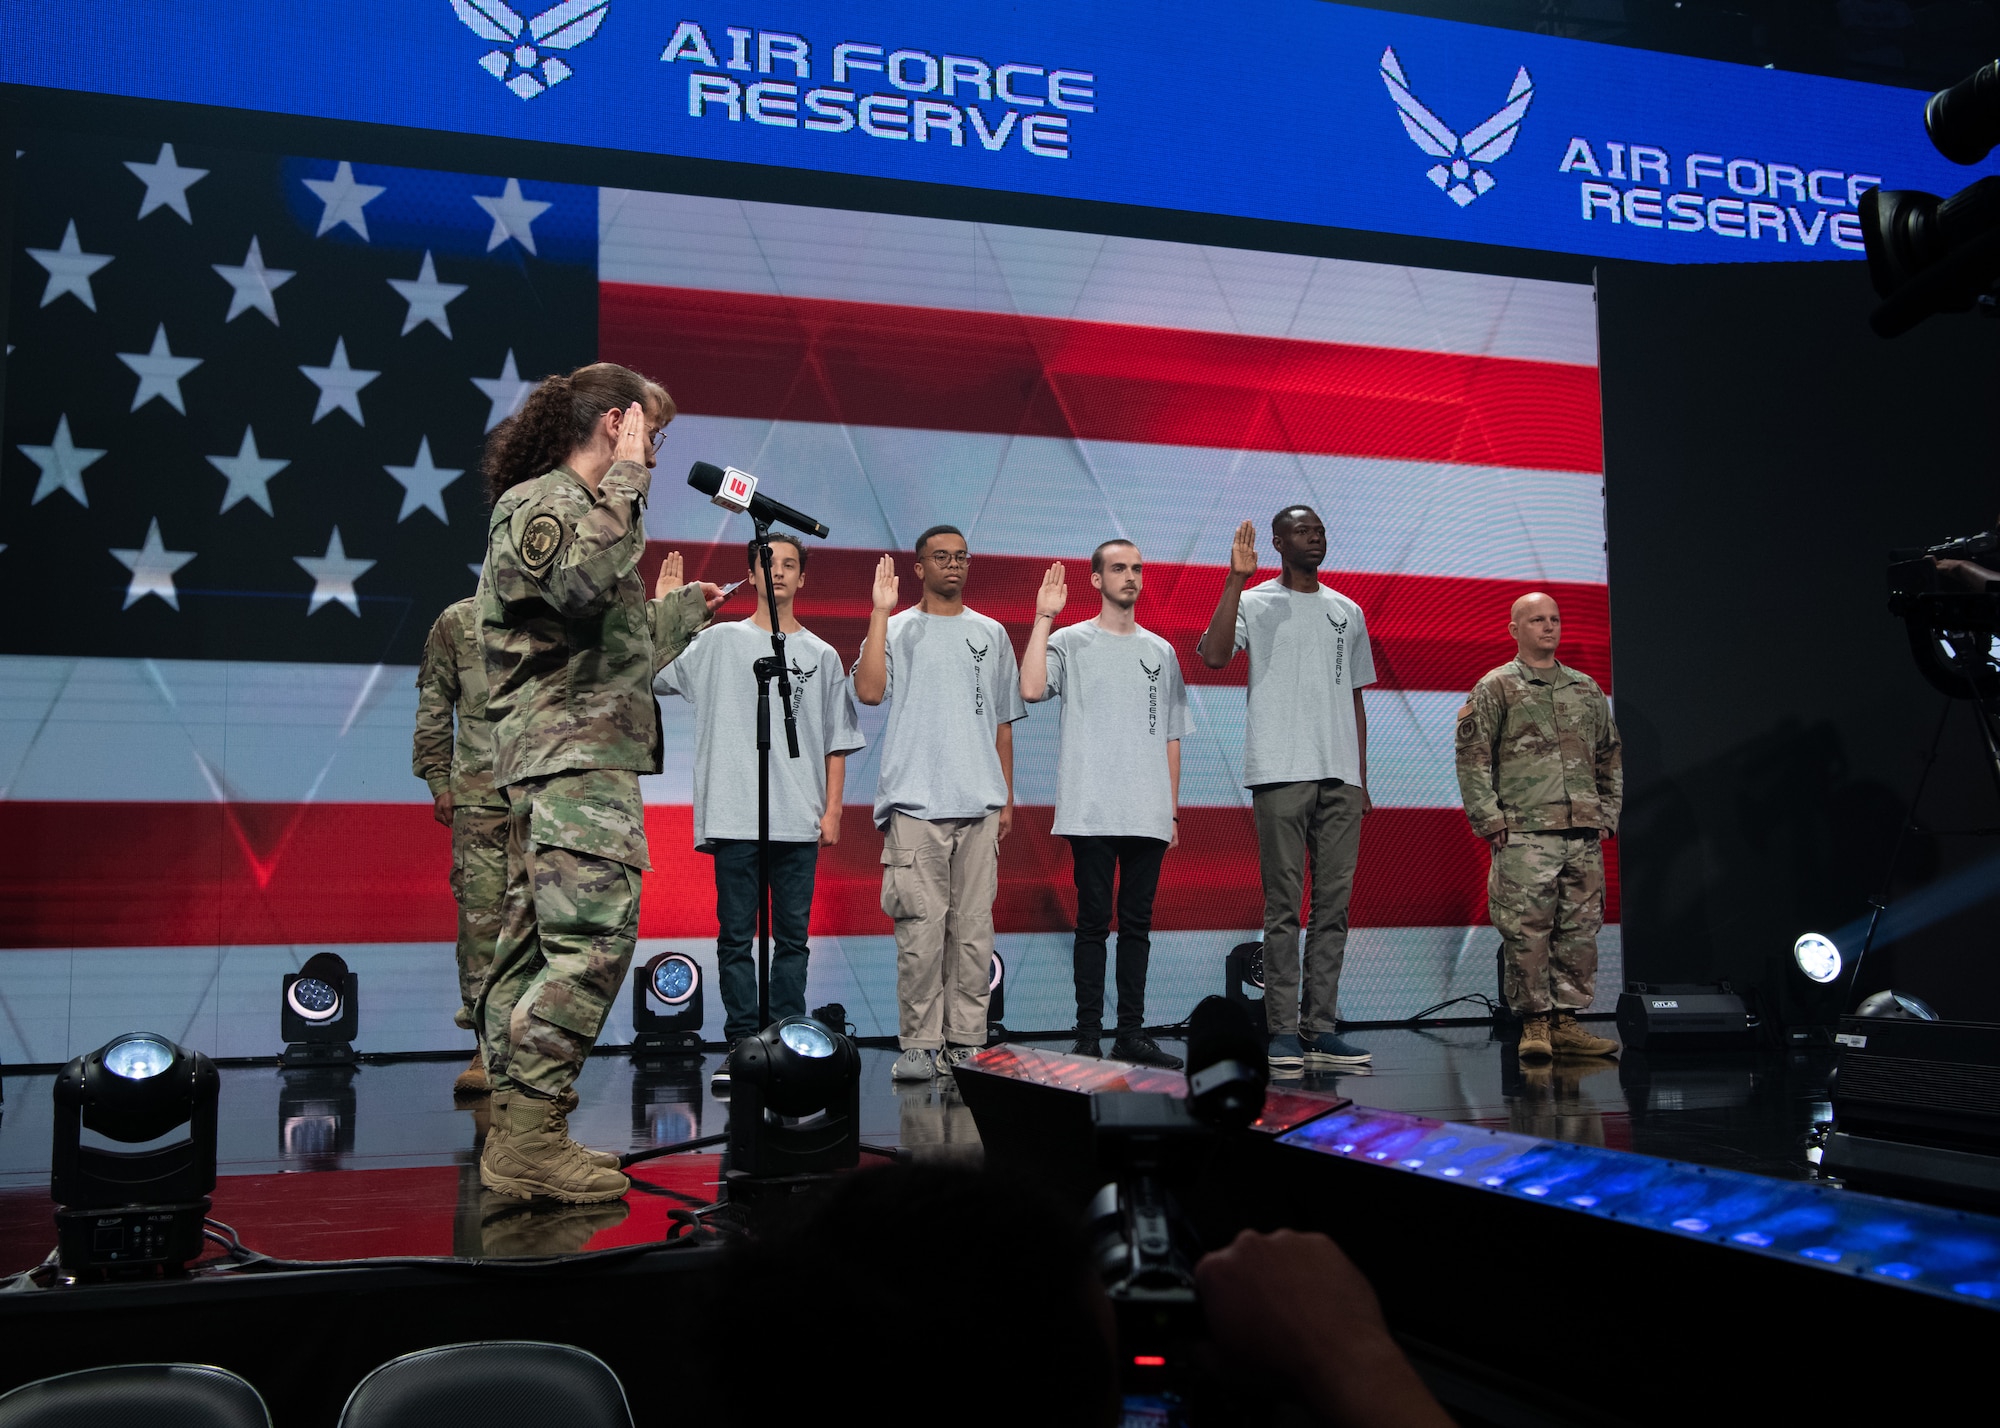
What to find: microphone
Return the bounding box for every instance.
[687,461,832,540]
[1184,994,1268,1131]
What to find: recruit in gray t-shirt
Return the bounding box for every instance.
[655,620,865,848]
[1034,622,1193,843]
[1231,580,1376,788]
[865,607,1027,829]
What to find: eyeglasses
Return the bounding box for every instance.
[649,427,669,455]
[925,551,971,568]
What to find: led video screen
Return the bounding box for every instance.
[0,128,1610,1058]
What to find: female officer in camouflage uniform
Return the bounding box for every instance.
[474,362,717,1203]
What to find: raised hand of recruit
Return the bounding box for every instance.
[1229,519,1258,577]
[611,401,650,466]
[1035,561,1068,619]
[654,551,684,597]
[872,553,900,612]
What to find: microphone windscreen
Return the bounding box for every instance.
[687,461,725,496]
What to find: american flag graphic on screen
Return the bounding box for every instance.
[0,131,1613,1063]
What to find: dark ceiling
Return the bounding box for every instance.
[1334,0,1996,93]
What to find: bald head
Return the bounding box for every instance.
[1508,592,1561,666]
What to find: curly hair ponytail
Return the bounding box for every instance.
[481,361,674,503]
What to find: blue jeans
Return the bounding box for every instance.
[711,839,819,1043]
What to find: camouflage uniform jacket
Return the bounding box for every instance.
[478,460,709,788]
[1455,658,1621,838]
[413,597,505,809]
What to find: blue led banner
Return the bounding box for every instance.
[6,1,1997,262]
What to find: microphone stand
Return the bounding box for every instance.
[750,519,801,1031]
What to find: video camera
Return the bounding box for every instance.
[1888,527,2000,700]
[1086,996,1269,1418]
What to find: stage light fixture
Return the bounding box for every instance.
[726,1013,860,1183]
[282,951,358,1066]
[1793,933,1843,985]
[1855,989,1941,1020]
[51,1032,219,1275]
[632,950,704,1055]
[988,951,1007,1041]
[1224,941,1267,1040]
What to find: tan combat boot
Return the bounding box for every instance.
[549,1087,621,1170]
[1516,1013,1553,1063]
[453,1051,490,1097]
[480,1091,630,1203]
[1551,1012,1619,1058]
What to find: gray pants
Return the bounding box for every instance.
[881,810,999,1050]
[1253,779,1365,1036]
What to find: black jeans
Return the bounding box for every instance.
[711,839,819,1044]
[1068,835,1169,1033]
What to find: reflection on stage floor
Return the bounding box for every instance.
[0,1024,1832,1270]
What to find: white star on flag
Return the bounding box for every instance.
[303,161,386,240]
[212,236,294,324]
[20,414,107,507]
[123,142,209,222]
[111,519,197,610]
[295,527,375,615]
[388,250,468,337]
[472,348,537,431]
[473,177,552,255]
[384,436,464,522]
[117,324,203,414]
[207,427,290,515]
[26,220,113,311]
[300,337,380,424]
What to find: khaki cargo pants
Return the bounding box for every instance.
[881,810,999,1051]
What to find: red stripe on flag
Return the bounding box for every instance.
[602,283,1602,473]
[646,545,1613,693]
[0,803,1616,950]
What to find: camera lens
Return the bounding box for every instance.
[1926,59,2000,166]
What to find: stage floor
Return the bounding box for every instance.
[0,1026,1833,1271]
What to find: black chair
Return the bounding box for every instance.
[0,1365,269,1428]
[338,1342,633,1428]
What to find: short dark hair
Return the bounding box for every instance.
[1272,505,1319,536]
[1091,539,1139,574]
[747,533,808,570]
[914,524,965,557]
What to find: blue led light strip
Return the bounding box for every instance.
[1282,1105,2000,1307]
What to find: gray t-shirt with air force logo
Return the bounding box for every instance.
[1034,622,1193,843]
[1232,580,1376,788]
[866,607,1028,829]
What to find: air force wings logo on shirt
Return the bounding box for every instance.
[1380,46,1534,208]
[452,0,609,99]
[1327,614,1348,634]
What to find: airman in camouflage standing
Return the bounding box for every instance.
[1455,592,1622,1063]
[413,596,508,1098]
[474,362,720,1203]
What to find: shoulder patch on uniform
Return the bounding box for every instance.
[1455,703,1473,721]
[520,513,564,574]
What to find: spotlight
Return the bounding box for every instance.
[1855,989,1941,1020]
[632,951,704,1055]
[726,1014,860,1184]
[282,951,357,1066]
[1223,941,1267,1040]
[987,951,1007,1043]
[52,1033,219,1275]
[1793,933,1843,985]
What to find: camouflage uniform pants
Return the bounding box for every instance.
[478,770,647,1097]
[1489,829,1603,1015]
[450,804,510,1043]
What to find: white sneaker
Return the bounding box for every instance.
[937,1045,981,1078]
[890,1047,937,1082]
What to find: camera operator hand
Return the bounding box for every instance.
[1195,1230,1451,1428]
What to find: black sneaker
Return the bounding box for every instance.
[1111,1032,1185,1070]
[710,1045,735,1095]
[1069,1033,1103,1057]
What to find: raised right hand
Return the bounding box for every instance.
[1035,561,1067,619]
[611,401,649,467]
[1229,519,1258,577]
[871,553,899,612]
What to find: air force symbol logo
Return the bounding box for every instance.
[1379,46,1534,207]
[452,0,609,100]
